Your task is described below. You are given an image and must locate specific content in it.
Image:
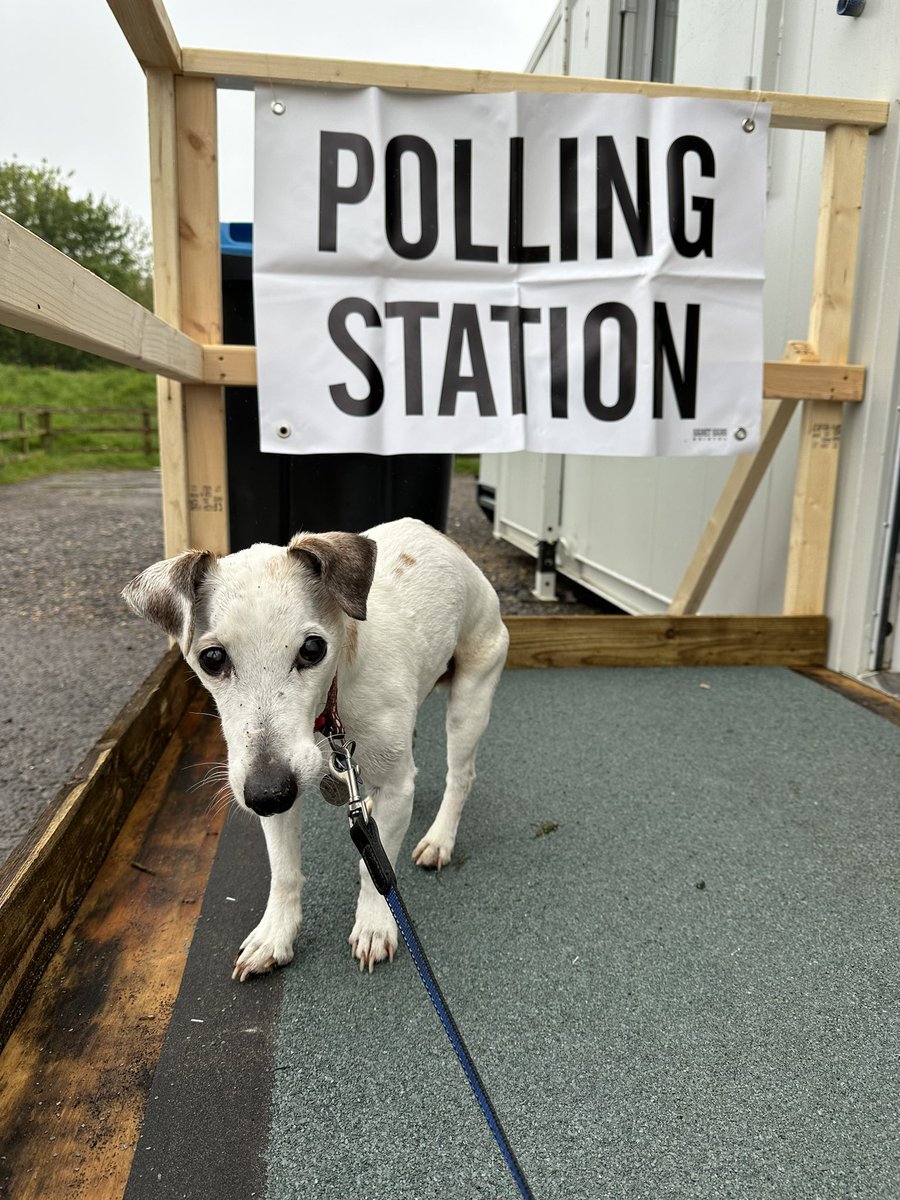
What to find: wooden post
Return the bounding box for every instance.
[174,75,229,554]
[38,410,52,453]
[668,341,816,615]
[147,67,191,557]
[17,410,27,456]
[783,124,869,615]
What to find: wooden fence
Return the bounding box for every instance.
[0,406,157,458]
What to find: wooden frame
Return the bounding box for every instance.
[0,0,890,631]
[182,52,880,621]
[671,124,872,617]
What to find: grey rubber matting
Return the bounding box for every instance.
[129,667,900,1200]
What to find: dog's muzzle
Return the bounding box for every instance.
[243,760,299,817]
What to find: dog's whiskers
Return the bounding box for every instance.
[206,785,236,818]
[182,760,227,779]
[190,766,231,794]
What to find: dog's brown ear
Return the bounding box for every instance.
[122,549,216,646]
[288,532,377,621]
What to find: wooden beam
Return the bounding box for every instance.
[762,360,864,402]
[175,76,230,554]
[503,614,828,668]
[180,48,890,131]
[669,341,818,617]
[203,343,256,384]
[106,0,181,72]
[784,125,869,615]
[0,649,198,1051]
[200,344,866,401]
[147,67,191,557]
[0,214,203,382]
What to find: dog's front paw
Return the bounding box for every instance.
[412,827,454,871]
[349,898,398,974]
[232,907,301,983]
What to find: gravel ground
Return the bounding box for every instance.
[0,468,601,865]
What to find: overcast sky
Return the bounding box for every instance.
[2,0,557,230]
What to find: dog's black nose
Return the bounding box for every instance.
[244,764,298,816]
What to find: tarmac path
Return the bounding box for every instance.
[0,472,167,863]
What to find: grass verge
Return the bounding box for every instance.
[0,365,157,484]
[0,365,483,486]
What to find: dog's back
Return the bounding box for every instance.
[361,517,506,693]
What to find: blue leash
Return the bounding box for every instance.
[347,800,535,1199]
[387,885,534,1199]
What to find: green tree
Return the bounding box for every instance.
[0,160,153,369]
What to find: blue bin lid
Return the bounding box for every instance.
[220,222,253,256]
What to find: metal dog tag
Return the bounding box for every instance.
[319,747,365,807]
[319,772,348,806]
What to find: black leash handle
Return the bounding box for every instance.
[349,806,535,1199]
[348,807,396,895]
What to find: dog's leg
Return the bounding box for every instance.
[233,801,304,981]
[413,628,507,870]
[349,756,416,973]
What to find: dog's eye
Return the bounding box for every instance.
[198,646,229,676]
[296,635,327,668]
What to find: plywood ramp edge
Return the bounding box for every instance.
[0,647,199,1049]
[0,706,228,1200]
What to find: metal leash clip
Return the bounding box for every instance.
[320,738,394,891]
[319,736,367,819]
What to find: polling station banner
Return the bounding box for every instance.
[253,86,769,456]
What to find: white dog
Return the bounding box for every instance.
[123,518,508,979]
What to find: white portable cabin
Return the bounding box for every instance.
[484,0,900,682]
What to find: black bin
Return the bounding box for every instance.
[220,222,453,551]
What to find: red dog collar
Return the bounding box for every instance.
[314,675,343,740]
